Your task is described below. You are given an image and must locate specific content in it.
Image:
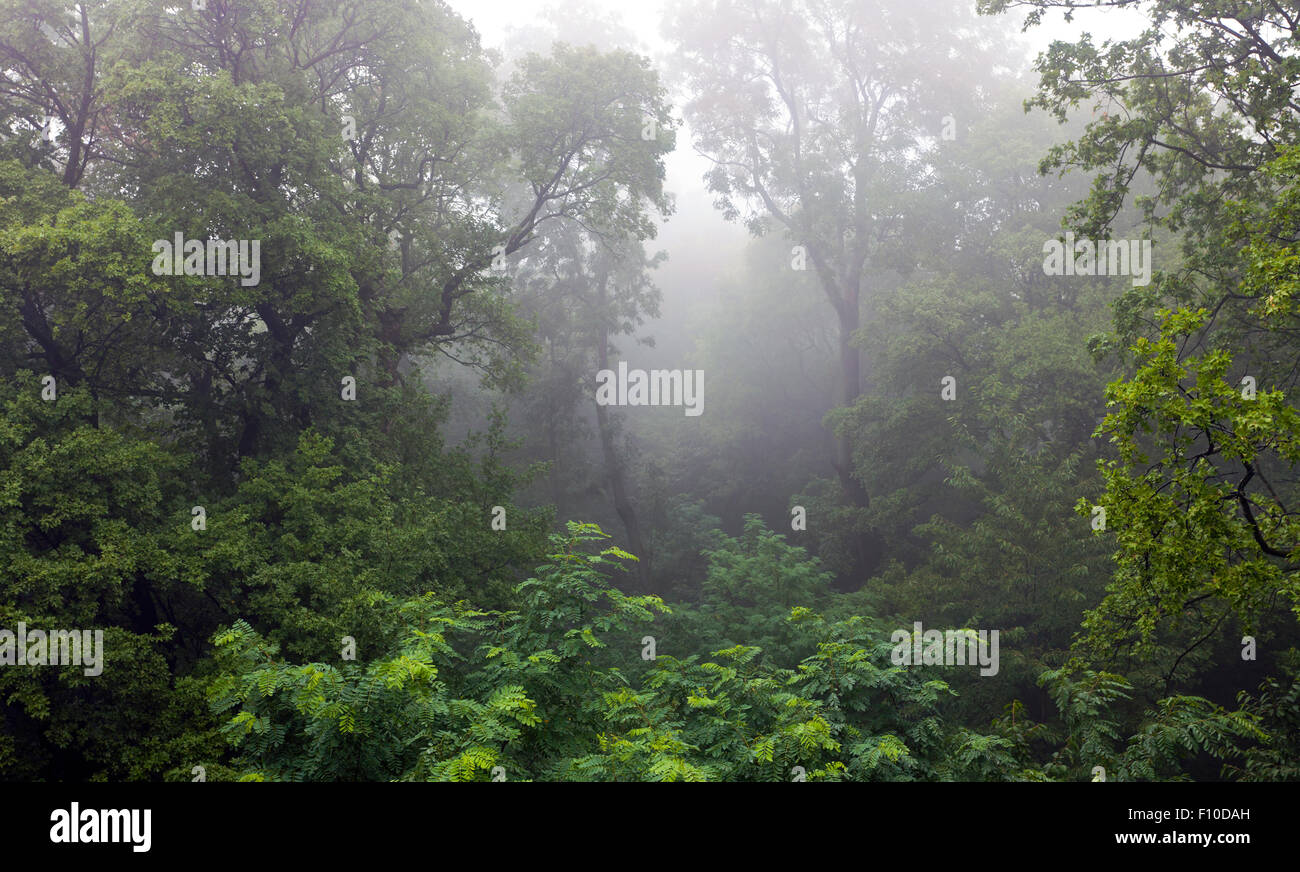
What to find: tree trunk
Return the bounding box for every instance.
[831,283,883,579]
[595,327,651,591]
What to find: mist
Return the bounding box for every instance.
[2,0,1296,807]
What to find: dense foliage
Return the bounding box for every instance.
[1,0,1297,781]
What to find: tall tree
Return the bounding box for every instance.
[1,0,675,467]
[665,0,1003,574]
[980,0,1300,678]
[509,225,668,591]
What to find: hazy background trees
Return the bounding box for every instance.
[2,0,1297,781]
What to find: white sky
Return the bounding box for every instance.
[442,0,1148,219]
[441,0,1151,346]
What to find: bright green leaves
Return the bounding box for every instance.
[208,522,1013,781]
[1083,306,1300,668]
[1236,145,1300,324]
[207,526,662,780]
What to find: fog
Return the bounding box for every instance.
[3,0,1296,793]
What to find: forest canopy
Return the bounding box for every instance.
[0,0,1297,783]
